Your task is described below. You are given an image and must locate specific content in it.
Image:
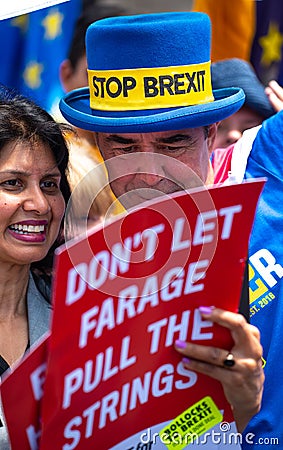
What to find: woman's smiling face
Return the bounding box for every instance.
[0,141,65,266]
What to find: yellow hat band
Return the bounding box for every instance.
[88,61,214,111]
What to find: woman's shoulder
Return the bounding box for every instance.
[29,270,52,305]
[27,271,52,346]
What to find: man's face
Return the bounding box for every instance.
[96,125,217,209]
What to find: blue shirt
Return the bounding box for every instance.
[242,111,283,448]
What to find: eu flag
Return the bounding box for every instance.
[0,0,82,112]
[193,0,283,86]
[250,0,283,85]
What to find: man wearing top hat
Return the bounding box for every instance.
[60,11,266,443]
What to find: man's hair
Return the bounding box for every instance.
[204,125,209,138]
[68,1,128,69]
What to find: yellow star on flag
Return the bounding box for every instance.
[23,62,44,89]
[259,22,283,66]
[11,14,29,33]
[42,9,64,40]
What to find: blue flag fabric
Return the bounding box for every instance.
[0,0,82,112]
[193,0,283,86]
[251,0,283,85]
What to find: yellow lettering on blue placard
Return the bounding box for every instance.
[249,263,268,304]
[262,357,266,368]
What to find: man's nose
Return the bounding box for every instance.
[136,171,164,186]
[135,153,166,186]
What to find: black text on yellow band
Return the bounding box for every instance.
[88,62,214,111]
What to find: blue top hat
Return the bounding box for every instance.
[60,12,245,133]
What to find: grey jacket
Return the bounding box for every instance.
[0,273,52,450]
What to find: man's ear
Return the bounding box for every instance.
[94,132,104,159]
[207,122,220,155]
[59,59,74,93]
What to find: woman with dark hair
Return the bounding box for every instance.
[0,86,71,449]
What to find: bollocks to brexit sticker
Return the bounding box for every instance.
[87,62,214,111]
[159,396,223,450]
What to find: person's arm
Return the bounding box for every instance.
[265,80,283,112]
[174,307,264,433]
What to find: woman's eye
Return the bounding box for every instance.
[1,179,22,189]
[41,180,60,191]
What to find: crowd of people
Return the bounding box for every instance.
[0,3,283,450]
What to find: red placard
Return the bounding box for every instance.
[38,180,264,450]
[0,180,265,450]
[1,334,49,450]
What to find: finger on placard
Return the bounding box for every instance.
[181,357,234,382]
[175,340,228,368]
[199,308,260,349]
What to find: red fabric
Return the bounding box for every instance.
[212,145,235,184]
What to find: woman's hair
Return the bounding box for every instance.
[0,85,72,279]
